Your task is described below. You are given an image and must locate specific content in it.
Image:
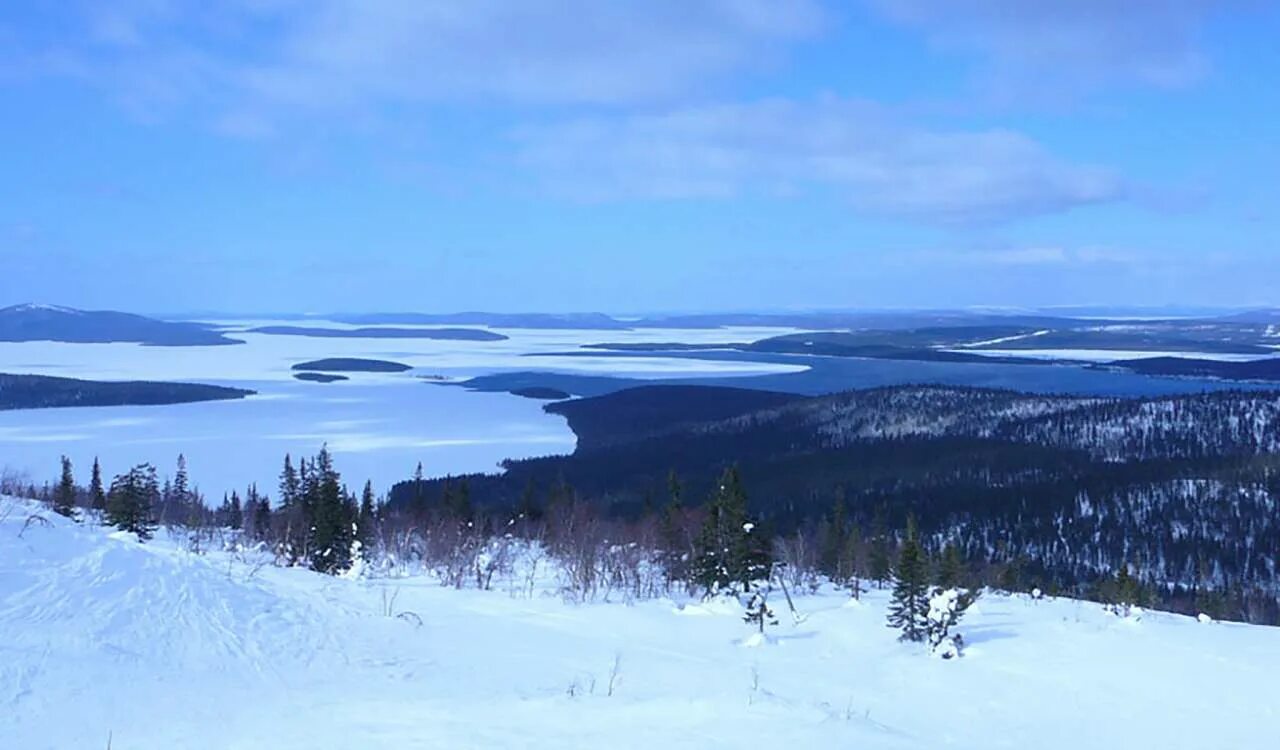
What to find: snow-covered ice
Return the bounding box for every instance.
[3,500,1277,749]
[0,323,807,495]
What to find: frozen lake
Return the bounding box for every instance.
[0,322,807,498]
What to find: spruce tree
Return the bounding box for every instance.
[412,461,425,511]
[659,469,686,580]
[307,447,354,574]
[742,584,778,634]
[517,478,541,523]
[278,454,304,560]
[172,454,190,507]
[937,543,965,589]
[446,479,473,523]
[357,480,377,557]
[843,524,864,598]
[106,464,159,542]
[886,518,929,642]
[89,457,106,511]
[820,495,847,580]
[254,493,272,541]
[868,513,891,589]
[925,587,977,658]
[692,467,769,594]
[53,455,77,517]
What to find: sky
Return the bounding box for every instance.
[1,0,1277,314]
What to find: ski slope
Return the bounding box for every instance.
[2,499,1277,749]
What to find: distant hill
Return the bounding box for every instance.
[0,304,241,346]
[250,326,507,341]
[1216,309,1280,325]
[0,373,253,410]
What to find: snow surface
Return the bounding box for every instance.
[3,499,1277,749]
[952,330,1050,348]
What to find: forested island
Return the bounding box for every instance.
[292,358,413,373]
[0,373,254,410]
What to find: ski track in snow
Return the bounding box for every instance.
[2,500,1279,749]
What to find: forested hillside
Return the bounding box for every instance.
[389,385,1280,623]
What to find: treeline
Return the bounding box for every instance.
[13,451,375,575]
[10,446,1273,626]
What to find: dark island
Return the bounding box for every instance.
[292,358,413,373]
[251,326,507,341]
[510,386,572,400]
[0,373,254,411]
[293,372,350,383]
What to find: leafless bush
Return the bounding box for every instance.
[18,513,51,538]
[606,652,622,697]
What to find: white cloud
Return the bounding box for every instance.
[514,97,1124,223]
[10,0,824,125]
[868,0,1229,95]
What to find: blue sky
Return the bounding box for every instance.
[1,0,1277,313]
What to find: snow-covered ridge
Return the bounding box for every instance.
[3,497,1278,749]
[2,302,84,315]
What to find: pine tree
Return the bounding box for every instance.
[53,455,76,517]
[886,518,929,642]
[229,491,242,530]
[89,457,106,511]
[106,464,159,542]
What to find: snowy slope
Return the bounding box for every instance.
[2,499,1277,749]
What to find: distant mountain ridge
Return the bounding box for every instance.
[249,326,507,341]
[0,304,241,346]
[333,312,629,330]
